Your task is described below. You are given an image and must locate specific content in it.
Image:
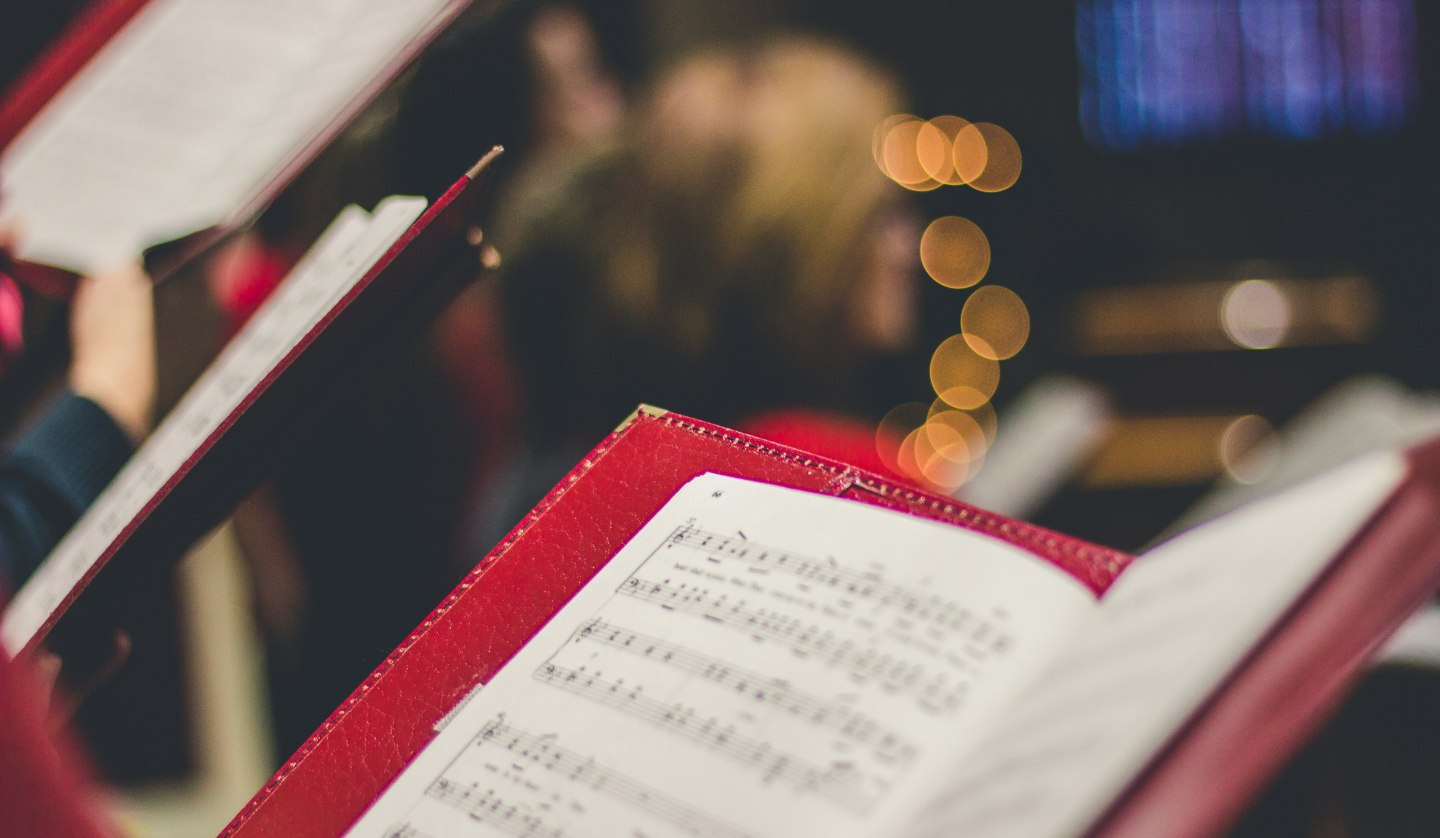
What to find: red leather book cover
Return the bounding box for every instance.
[1093,436,1440,838]
[220,407,1132,838]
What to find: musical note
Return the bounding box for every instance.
[466,720,758,838]
[618,576,967,714]
[424,779,566,838]
[665,526,1013,653]
[533,662,877,814]
[343,472,1096,838]
[572,618,916,763]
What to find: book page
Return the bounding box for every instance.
[896,450,1407,837]
[0,195,426,655]
[346,473,1099,838]
[0,0,455,272]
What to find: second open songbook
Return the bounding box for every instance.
[221,408,1440,838]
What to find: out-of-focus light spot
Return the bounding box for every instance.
[876,401,929,474]
[952,122,988,183]
[961,285,1030,360]
[930,397,999,444]
[959,123,1022,192]
[917,116,972,185]
[937,386,990,411]
[900,177,943,193]
[959,334,999,365]
[1221,279,1291,349]
[926,409,989,461]
[896,426,925,482]
[930,334,1000,409]
[917,420,970,466]
[879,115,932,186]
[912,419,972,492]
[1074,273,1378,356]
[920,216,990,289]
[1219,414,1279,485]
[0,276,24,361]
[918,448,970,491]
[913,409,993,492]
[872,114,913,177]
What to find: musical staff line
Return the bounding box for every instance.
[618,576,967,714]
[470,719,757,838]
[533,663,876,814]
[666,526,1010,651]
[423,779,566,838]
[574,618,916,763]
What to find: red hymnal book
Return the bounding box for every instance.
[218,408,1440,838]
[0,0,475,294]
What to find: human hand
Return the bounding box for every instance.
[35,631,132,731]
[68,263,156,441]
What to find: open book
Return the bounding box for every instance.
[0,0,473,278]
[221,409,1440,838]
[1,151,498,660]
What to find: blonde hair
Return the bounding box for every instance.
[503,37,905,430]
[614,38,901,367]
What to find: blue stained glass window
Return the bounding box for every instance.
[1077,0,1418,149]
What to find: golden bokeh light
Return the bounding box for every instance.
[936,386,991,411]
[920,216,990,289]
[952,121,988,184]
[911,410,991,492]
[875,401,929,474]
[958,122,1022,192]
[917,445,970,491]
[924,409,989,462]
[872,113,913,176]
[896,426,924,482]
[916,421,971,467]
[878,115,932,186]
[930,334,1000,409]
[917,115,971,185]
[930,397,999,444]
[961,285,1031,360]
[900,177,943,193]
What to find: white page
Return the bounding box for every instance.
[0,195,426,655]
[897,450,1406,837]
[346,473,1099,838]
[0,0,453,272]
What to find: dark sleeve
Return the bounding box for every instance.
[0,394,134,592]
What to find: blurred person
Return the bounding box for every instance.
[0,642,115,838]
[0,234,153,815]
[230,1,638,758]
[0,241,155,594]
[475,36,921,552]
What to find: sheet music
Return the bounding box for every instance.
[0,195,426,655]
[897,450,1406,837]
[0,0,455,272]
[347,474,1099,838]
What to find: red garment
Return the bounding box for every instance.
[0,650,113,838]
[207,236,291,339]
[739,409,907,482]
